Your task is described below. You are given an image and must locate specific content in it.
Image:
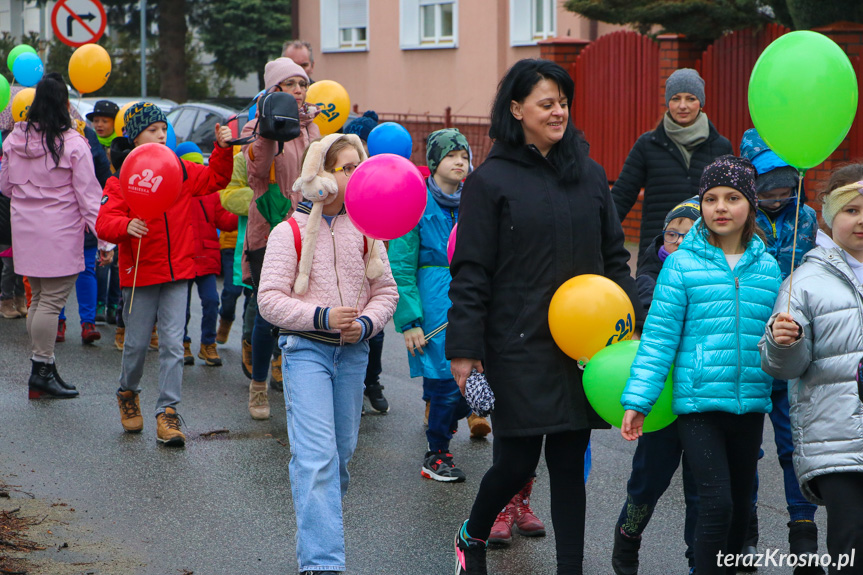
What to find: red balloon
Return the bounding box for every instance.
[119,143,184,220]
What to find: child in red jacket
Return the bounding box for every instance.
[95,102,233,446]
[177,141,239,367]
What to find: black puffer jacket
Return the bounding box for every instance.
[612,118,732,268]
[446,141,644,437]
[635,234,664,313]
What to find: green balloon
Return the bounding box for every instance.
[582,340,676,433]
[749,31,858,170]
[6,44,37,74]
[0,75,9,112]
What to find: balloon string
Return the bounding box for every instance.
[129,237,142,314]
[354,238,375,309]
[786,172,805,315]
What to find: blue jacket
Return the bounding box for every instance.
[621,220,781,416]
[389,188,457,379]
[756,203,817,281]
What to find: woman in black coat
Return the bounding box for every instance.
[448,59,644,575]
[612,68,732,269]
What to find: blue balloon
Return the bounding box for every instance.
[12,52,43,87]
[166,121,177,150]
[367,122,413,158]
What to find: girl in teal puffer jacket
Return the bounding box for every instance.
[620,156,781,575]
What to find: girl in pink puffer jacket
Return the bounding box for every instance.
[256,133,397,574]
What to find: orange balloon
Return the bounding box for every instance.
[68,43,111,94]
[114,101,139,138]
[548,274,635,365]
[307,80,350,136]
[11,88,35,122]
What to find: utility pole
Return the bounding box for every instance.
[140,0,147,97]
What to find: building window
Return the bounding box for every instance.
[321,0,369,53]
[510,0,556,46]
[401,0,458,50]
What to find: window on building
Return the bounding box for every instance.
[510,0,556,46]
[321,0,368,53]
[401,0,458,50]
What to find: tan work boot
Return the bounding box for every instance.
[248,380,270,420]
[241,339,252,379]
[14,295,27,317]
[468,414,492,439]
[215,318,232,344]
[116,390,143,433]
[149,325,159,351]
[114,327,125,351]
[183,341,194,365]
[199,343,222,366]
[156,407,185,446]
[269,354,283,391]
[0,299,21,319]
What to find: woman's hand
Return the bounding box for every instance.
[451,357,483,395]
[127,219,148,238]
[772,312,801,345]
[328,307,358,330]
[404,327,426,357]
[621,410,645,441]
[215,123,233,148]
[98,249,114,266]
[341,321,363,344]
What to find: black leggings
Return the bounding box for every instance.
[811,473,863,575]
[467,429,590,575]
[677,412,764,575]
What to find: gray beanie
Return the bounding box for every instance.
[665,68,705,107]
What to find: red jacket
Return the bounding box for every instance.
[192,192,238,276]
[95,144,233,288]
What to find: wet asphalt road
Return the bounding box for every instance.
[0,276,826,575]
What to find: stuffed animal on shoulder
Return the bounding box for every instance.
[291,133,385,295]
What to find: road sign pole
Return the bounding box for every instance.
[140,0,147,98]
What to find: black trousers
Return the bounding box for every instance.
[677,412,764,575]
[812,472,863,575]
[467,429,590,575]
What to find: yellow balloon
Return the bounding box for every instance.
[307,80,350,136]
[547,274,635,365]
[68,43,112,94]
[114,101,139,138]
[11,88,35,122]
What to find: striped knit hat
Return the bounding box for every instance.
[124,101,167,143]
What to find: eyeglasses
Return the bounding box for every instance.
[333,163,358,177]
[278,79,309,91]
[757,194,798,207]
[663,230,687,244]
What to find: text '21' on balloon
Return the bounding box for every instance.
[119,143,184,220]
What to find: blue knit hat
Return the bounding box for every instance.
[175,141,204,165]
[124,101,167,142]
[343,110,379,142]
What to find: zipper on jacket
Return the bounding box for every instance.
[757,208,778,239]
[200,200,209,223]
[735,276,741,408]
[164,213,175,281]
[329,215,344,306]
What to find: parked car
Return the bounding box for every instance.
[167,102,245,161]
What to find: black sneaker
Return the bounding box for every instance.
[95,304,107,325]
[363,383,389,413]
[455,520,487,575]
[422,450,466,482]
[612,525,641,575]
[107,304,118,325]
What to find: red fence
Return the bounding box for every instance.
[376,109,492,167]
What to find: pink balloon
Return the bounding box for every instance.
[345,153,427,241]
[447,223,458,264]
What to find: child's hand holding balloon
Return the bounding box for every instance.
[772,312,801,345]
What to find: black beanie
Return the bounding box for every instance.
[755,165,798,195]
[699,155,757,209]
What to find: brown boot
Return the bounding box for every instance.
[489,502,516,546]
[116,390,143,433]
[149,325,159,351]
[468,414,491,439]
[114,327,125,351]
[241,339,252,379]
[0,299,21,319]
[199,343,222,366]
[156,407,185,446]
[215,318,232,344]
[183,341,194,365]
[249,380,270,420]
[14,295,27,317]
[269,354,283,391]
[513,479,546,537]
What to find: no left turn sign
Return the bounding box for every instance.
[51,0,107,48]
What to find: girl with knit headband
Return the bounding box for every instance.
[761,164,863,573]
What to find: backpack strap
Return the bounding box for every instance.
[288,217,301,262]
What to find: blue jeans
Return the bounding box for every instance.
[425,376,472,452]
[183,274,219,345]
[278,334,369,572]
[751,386,817,522]
[617,420,698,566]
[251,302,277,381]
[96,249,121,307]
[60,246,98,324]
[219,248,244,322]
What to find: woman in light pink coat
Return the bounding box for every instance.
[0,73,104,399]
